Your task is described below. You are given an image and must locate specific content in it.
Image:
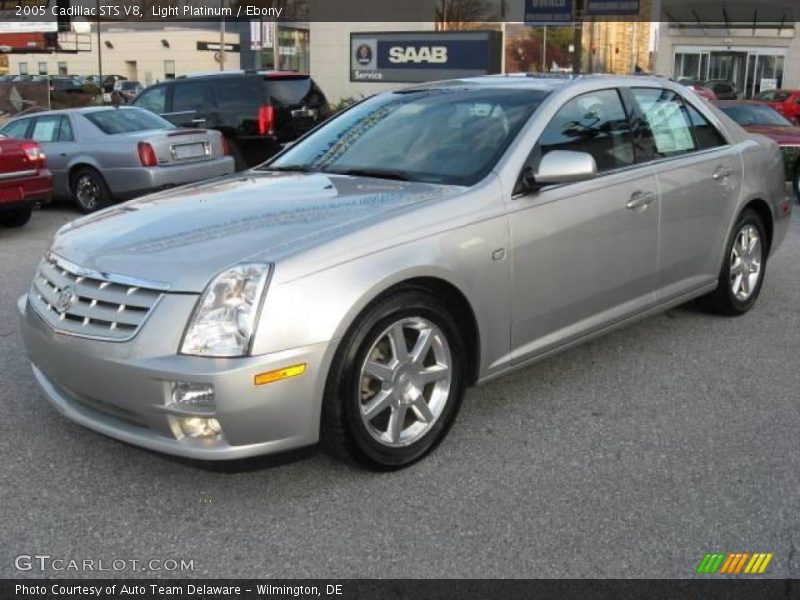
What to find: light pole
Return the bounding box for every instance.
[95,0,102,100]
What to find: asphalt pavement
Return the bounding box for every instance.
[1,198,798,579]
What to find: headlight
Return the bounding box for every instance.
[181,263,271,357]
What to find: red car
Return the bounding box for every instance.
[0,134,52,228]
[678,79,717,101]
[716,101,800,197]
[756,89,800,125]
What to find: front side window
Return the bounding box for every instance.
[269,87,547,186]
[533,89,634,173]
[2,118,31,139]
[631,88,696,158]
[133,86,166,113]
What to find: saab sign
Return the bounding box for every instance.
[350,31,502,83]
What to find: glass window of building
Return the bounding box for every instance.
[164,60,176,80]
[58,62,67,75]
[19,62,28,75]
[38,62,47,75]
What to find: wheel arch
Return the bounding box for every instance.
[741,198,774,255]
[344,276,482,387]
[67,160,104,187]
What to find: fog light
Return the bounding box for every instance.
[177,417,223,440]
[172,382,215,407]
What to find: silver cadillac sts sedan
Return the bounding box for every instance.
[18,76,792,469]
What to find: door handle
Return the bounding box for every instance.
[190,118,206,124]
[712,166,733,181]
[626,191,655,210]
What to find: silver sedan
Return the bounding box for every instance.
[1,106,234,213]
[18,75,792,469]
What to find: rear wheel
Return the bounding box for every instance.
[793,160,800,200]
[0,206,32,228]
[70,167,111,214]
[698,209,767,316]
[321,289,467,470]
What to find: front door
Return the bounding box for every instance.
[508,88,660,362]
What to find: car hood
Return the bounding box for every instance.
[741,124,800,145]
[51,171,460,292]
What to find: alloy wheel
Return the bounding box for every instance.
[729,223,762,301]
[358,317,452,448]
[76,175,100,211]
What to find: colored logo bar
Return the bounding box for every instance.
[696,552,773,574]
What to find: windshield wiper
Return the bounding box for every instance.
[326,167,410,181]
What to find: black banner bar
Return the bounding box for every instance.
[2,580,800,600]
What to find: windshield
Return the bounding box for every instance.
[265,87,547,186]
[84,108,175,134]
[719,104,793,127]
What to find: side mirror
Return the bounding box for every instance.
[533,150,598,185]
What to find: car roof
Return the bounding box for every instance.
[406,73,671,93]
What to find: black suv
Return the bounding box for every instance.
[131,71,330,169]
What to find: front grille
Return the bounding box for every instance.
[29,254,164,341]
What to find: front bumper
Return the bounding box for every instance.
[18,293,333,460]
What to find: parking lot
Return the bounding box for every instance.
[1,199,799,579]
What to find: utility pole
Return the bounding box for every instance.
[572,0,583,74]
[219,0,225,71]
[500,0,507,74]
[542,25,547,72]
[95,0,102,98]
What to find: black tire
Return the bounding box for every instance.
[793,160,800,201]
[321,288,468,470]
[0,206,32,228]
[227,139,248,171]
[697,208,767,316]
[70,167,112,214]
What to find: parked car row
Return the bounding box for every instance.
[0,70,331,227]
[715,100,800,197]
[0,106,234,215]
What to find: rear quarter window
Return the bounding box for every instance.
[214,77,261,110]
[263,77,314,107]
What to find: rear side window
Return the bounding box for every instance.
[2,118,31,139]
[630,88,695,158]
[172,82,215,112]
[134,86,166,113]
[773,91,790,102]
[535,89,634,172]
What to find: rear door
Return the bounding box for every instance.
[166,80,217,129]
[627,87,741,300]
[263,75,330,142]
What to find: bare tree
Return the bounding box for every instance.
[434,0,500,30]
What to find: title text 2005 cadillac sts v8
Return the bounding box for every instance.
[18,76,791,469]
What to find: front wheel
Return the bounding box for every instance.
[321,289,467,470]
[698,209,767,316]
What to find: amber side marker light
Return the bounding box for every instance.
[255,364,307,385]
